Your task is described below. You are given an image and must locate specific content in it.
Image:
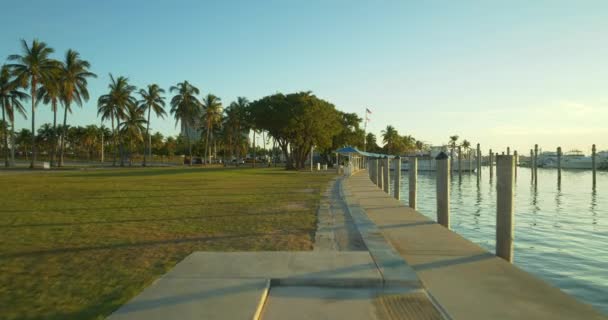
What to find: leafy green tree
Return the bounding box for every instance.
[97,74,137,166]
[162,136,177,159]
[201,94,222,164]
[15,128,32,160]
[7,39,58,168]
[170,81,201,165]
[322,112,364,164]
[0,65,29,167]
[224,97,249,166]
[249,92,341,169]
[138,84,166,166]
[57,49,96,166]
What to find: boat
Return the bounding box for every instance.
[401,146,476,172]
[538,150,608,169]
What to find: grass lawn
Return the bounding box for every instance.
[0,167,334,320]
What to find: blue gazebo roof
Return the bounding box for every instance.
[335,146,395,158]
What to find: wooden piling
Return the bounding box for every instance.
[557,147,562,183]
[394,156,401,200]
[383,156,390,194]
[476,143,481,179]
[489,149,493,178]
[376,158,384,189]
[458,146,462,177]
[513,150,518,179]
[436,152,450,229]
[534,144,538,183]
[409,157,417,210]
[530,149,534,182]
[592,144,597,188]
[507,147,510,155]
[496,155,515,263]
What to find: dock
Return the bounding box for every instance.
[107,171,607,319]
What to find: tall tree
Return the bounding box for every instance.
[97,74,137,166]
[448,135,459,166]
[0,66,29,167]
[57,49,96,166]
[118,104,146,166]
[201,94,222,164]
[36,66,62,166]
[138,84,166,166]
[169,81,200,165]
[365,133,379,153]
[224,97,249,167]
[381,125,399,154]
[461,139,471,159]
[7,39,57,168]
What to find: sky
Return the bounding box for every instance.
[1,0,607,154]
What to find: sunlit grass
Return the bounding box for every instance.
[0,167,334,320]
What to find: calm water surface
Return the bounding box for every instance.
[395,167,608,314]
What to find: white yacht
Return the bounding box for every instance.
[401,146,477,172]
[539,150,608,169]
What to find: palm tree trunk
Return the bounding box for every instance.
[10,118,16,166]
[144,108,151,166]
[100,127,104,163]
[185,123,192,166]
[252,130,256,168]
[204,120,210,165]
[30,82,36,169]
[112,116,117,166]
[2,105,8,167]
[59,103,69,167]
[50,102,57,167]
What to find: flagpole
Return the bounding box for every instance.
[363,108,367,152]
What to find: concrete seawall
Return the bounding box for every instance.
[342,171,606,319]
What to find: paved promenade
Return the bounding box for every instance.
[107,171,606,319]
[344,171,606,320]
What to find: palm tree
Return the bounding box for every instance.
[97,74,137,166]
[461,139,471,159]
[0,65,29,167]
[36,67,62,166]
[224,97,249,166]
[118,104,146,166]
[201,94,222,164]
[381,125,399,154]
[138,84,166,166]
[57,49,96,167]
[7,39,58,168]
[169,81,201,165]
[448,135,459,169]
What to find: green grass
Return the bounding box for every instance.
[0,167,334,320]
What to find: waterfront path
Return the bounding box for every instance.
[343,171,607,320]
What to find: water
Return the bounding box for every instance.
[395,167,608,314]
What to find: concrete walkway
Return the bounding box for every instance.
[107,177,444,319]
[343,171,607,320]
[315,177,367,251]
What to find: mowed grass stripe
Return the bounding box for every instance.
[0,167,333,320]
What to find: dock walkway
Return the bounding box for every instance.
[343,171,606,319]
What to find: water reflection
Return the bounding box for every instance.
[399,167,607,314]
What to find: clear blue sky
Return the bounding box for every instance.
[2,0,607,154]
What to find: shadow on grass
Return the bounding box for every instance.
[0,229,311,259]
[0,198,313,215]
[0,210,310,229]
